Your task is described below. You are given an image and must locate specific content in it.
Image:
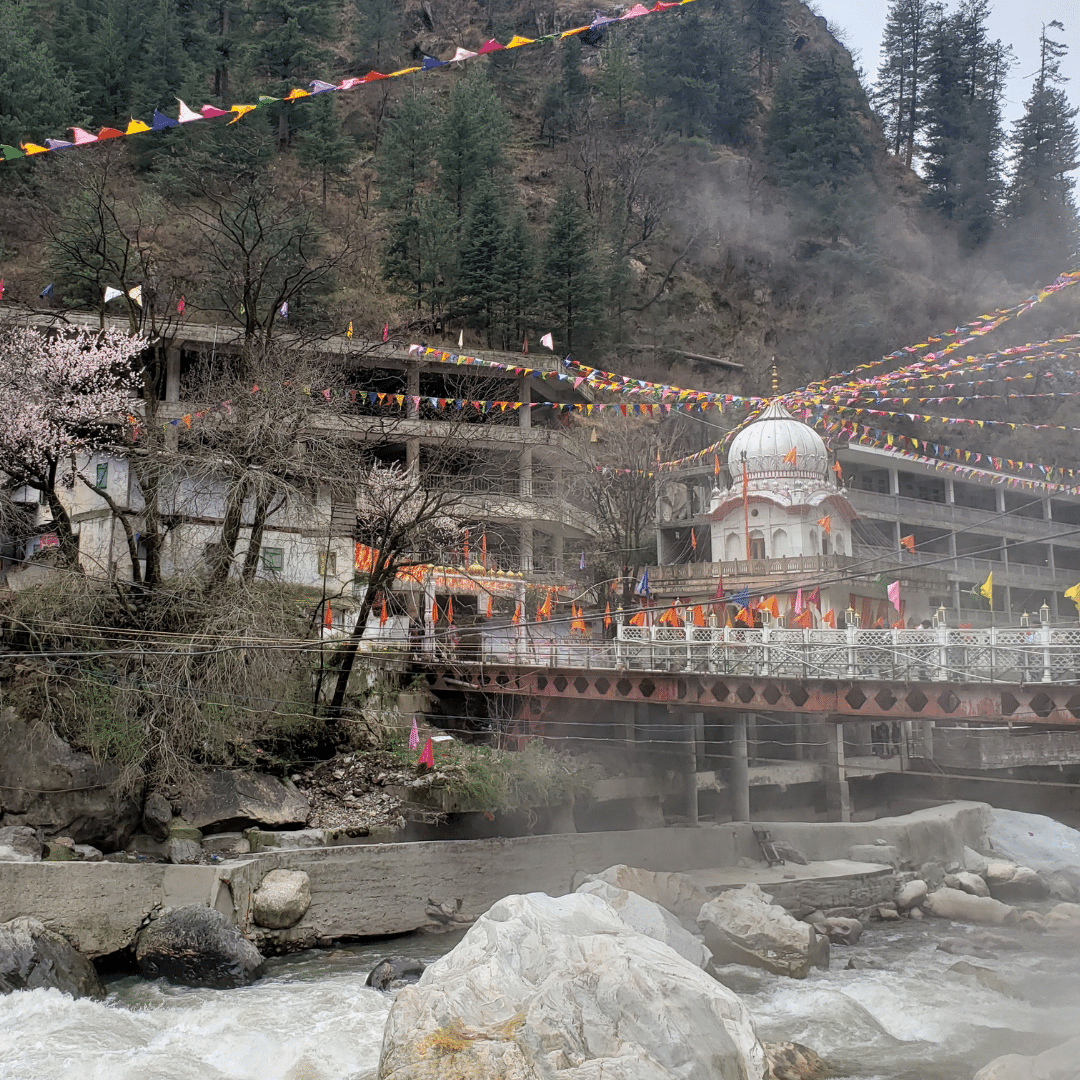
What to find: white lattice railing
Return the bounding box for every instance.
[471,622,1080,684]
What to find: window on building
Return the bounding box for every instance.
[318,551,337,576]
[749,536,766,560]
[261,546,285,572]
[95,463,108,490]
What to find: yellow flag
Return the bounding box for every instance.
[1066,582,1080,609]
[347,321,353,339]
[979,570,993,607]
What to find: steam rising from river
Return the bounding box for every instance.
[1,920,1079,1079]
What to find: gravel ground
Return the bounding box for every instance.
[292,750,437,830]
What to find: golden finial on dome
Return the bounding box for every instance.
[770,358,779,396]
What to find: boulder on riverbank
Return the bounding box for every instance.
[924,886,1018,926]
[135,905,265,988]
[377,891,766,1080]
[367,956,426,992]
[0,916,104,999]
[0,826,42,862]
[253,869,311,929]
[179,770,309,833]
[698,884,829,979]
[0,708,142,851]
[575,879,711,969]
[575,864,709,926]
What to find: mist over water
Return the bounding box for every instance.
[0,919,1077,1080]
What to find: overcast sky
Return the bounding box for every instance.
[810,0,1080,128]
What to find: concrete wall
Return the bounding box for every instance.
[0,802,988,957]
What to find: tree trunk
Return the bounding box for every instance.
[241,493,270,581]
[44,489,80,569]
[207,478,248,590]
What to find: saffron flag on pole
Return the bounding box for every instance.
[604,601,611,629]
[817,515,831,535]
[900,534,915,553]
[794,587,803,614]
[783,447,797,465]
[823,608,836,628]
[379,598,388,626]
[691,528,697,551]
[408,717,420,750]
[887,580,901,611]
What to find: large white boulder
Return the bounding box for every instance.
[576,864,708,925]
[253,868,311,929]
[944,871,990,898]
[895,879,928,910]
[697,884,828,979]
[575,880,711,970]
[974,1034,1080,1080]
[986,809,1080,874]
[923,886,1018,926]
[1044,902,1080,934]
[377,892,766,1080]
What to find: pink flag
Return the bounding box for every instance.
[177,295,185,314]
[887,580,901,611]
[382,322,389,342]
[418,737,434,769]
[0,278,4,300]
[794,587,803,615]
[408,717,419,750]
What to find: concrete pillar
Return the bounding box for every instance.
[889,468,900,496]
[824,722,851,822]
[731,713,750,822]
[519,523,533,573]
[996,488,1006,514]
[553,533,564,574]
[691,711,705,769]
[946,479,955,505]
[165,347,181,403]
[406,362,420,471]
[746,713,758,765]
[683,715,699,824]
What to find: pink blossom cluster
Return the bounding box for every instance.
[0,326,142,486]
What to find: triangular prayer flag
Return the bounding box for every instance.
[418,737,434,769]
[823,608,836,628]
[476,39,504,53]
[887,580,901,611]
[540,332,554,351]
[450,47,478,61]
[783,447,797,465]
[347,321,353,338]
[176,99,201,123]
[104,286,124,303]
[151,109,179,130]
[1066,583,1080,610]
[409,717,420,750]
[309,80,337,94]
[127,284,143,306]
[817,515,831,535]
[279,301,289,318]
[70,127,98,144]
[177,296,186,314]
[228,105,256,124]
[1,145,25,159]
[505,34,535,47]
[383,322,389,342]
[200,105,229,117]
[39,283,53,298]
[900,534,915,553]
[979,570,993,607]
[21,142,49,154]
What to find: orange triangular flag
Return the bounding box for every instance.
[418,737,434,769]
[323,602,333,628]
[604,601,611,629]
[379,598,388,627]
[900,534,915,553]
[817,515,831,535]
[693,605,706,627]
[832,461,843,478]
[823,608,836,628]
[764,596,780,618]
[783,447,797,465]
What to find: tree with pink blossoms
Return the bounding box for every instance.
[0,325,142,567]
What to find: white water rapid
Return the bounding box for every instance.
[2,917,1078,1080]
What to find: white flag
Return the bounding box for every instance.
[103,286,123,303]
[458,329,463,348]
[176,99,201,123]
[540,332,554,351]
[126,285,143,307]
[279,301,289,318]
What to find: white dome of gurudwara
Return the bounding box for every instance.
[727,399,830,497]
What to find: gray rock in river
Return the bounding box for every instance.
[0,916,104,999]
[141,792,173,842]
[377,891,767,1080]
[366,956,426,992]
[136,904,265,988]
[974,1033,1080,1080]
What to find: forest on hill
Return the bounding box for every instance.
[0,0,1076,405]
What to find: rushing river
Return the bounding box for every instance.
[0,916,1077,1080]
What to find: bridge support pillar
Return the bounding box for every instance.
[683,713,702,824]
[731,713,750,822]
[823,722,851,823]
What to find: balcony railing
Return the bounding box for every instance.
[459,621,1080,685]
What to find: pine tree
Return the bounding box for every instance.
[1001,21,1080,281]
[540,187,604,356]
[598,30,638,126]
[872,0,942,167]
[455,181,506,347]
[0,1,82,146]
[495,212,535,350]
[743,0,786,81]
[353,0,400,70]
[767,52,870,192]
[437,71,510,223]
[921,1,1009,250]
[640,8,752,144]
[295,95,357,206]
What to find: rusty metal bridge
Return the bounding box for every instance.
[422,622,1080,726]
